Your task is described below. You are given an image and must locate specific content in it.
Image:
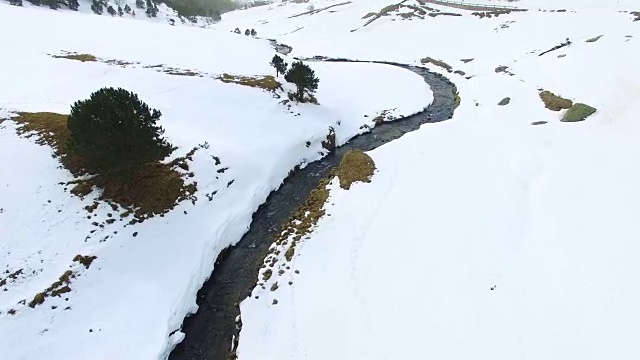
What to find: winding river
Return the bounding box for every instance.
[168,49,458,360]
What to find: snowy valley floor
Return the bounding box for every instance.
[2,0,640,359]
[221,1,640,360]
[0,4,431,360]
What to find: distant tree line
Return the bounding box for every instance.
[6,0,238,20]
[7,0,79,11]
[161,0,236,19]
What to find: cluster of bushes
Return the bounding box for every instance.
[270,55,319,103]
[90,0,156,17]
[234,28,258,36]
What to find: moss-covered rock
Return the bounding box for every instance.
[561,103,597,122]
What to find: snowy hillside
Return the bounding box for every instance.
[215,1,640,360]
[3,0,640,358]
[0,3,431,359]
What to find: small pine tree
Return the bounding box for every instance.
[135,0,144,8]
[251,29,257,36]
[244,29,251,36]
[234,28,241,34]
[9,0,23,5]
[145,0,157,17]
[67,87,174,177]
[107,5,116,15]
[285,61,319,103]
[117,5,123,15]
[90,0,103,14]
[270,55,287,77]
[124,3,131,13]
[67,0,79,10]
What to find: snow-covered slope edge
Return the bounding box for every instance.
[0,4,432,360]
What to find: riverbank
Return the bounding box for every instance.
[169,58,457,360]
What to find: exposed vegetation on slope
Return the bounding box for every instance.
[335,150,376,190]
[421,56,453,72]
[539,90,573,111]
[220,74,282,92]
[11,108,196,221]
[52,53,97,62]
[562,103,597,122]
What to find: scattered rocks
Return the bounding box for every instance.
[498,97,511,106]
[585,35,604,43]
[561,103,597,122]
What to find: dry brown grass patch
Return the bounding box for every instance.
[335,150,376,190]
[94,162,195,219]
[163,68,202,77]
[220,74,281,92]
[73,255,97,269]
[13,112,88,176]
[539,90,573,111]
[421,57,453,72]
[52,53,98,62]
[29,269,75,308]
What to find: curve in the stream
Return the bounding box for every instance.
[168,56,457,360]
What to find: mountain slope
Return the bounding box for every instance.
[0,3,432,359]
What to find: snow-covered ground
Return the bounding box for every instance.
[0,3,431,359]
[226,0,640,359]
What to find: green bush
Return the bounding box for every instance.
[67,88,174,178]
